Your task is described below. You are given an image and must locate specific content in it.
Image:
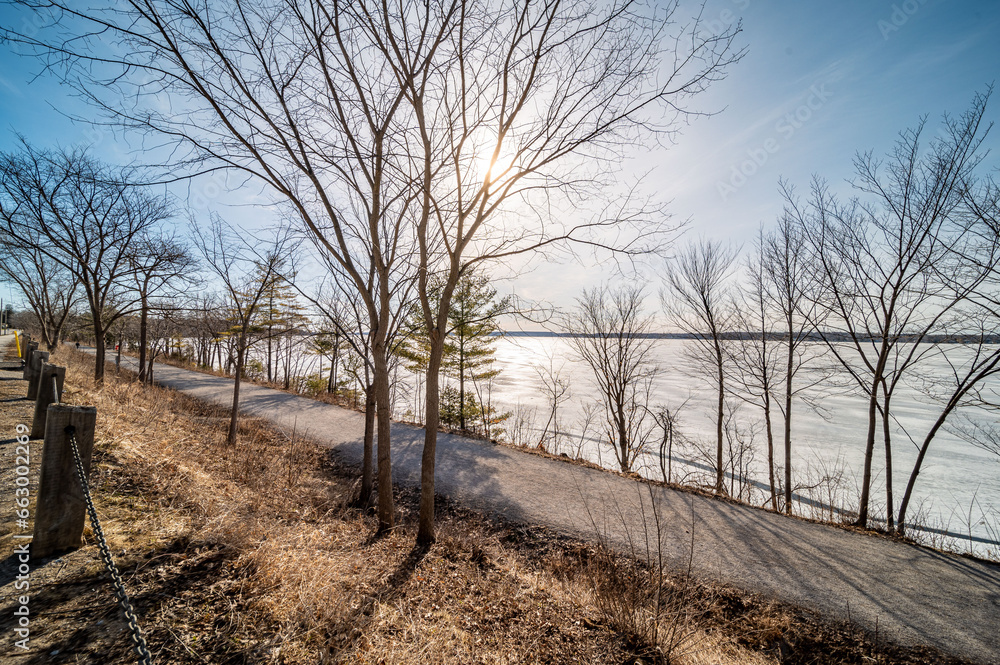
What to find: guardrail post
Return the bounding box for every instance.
[31,363,66,439]
[26,351,49,400]
[32,405,98,558]
[22,340,37,380]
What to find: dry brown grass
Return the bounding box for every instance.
[10,346,966,664]
[47,347,781,664]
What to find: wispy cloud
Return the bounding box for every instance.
[0,75,22,97]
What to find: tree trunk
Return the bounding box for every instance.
[333,340,340,393]
[330,334,340,393]
[882,384,894,531]
[896,403,954,535]
[138,296,149,383]
[784,339,794,515]
[714,342,725,494]
[267,309,273,383]
[459,338,466,431]
[39,323,54,352]
[659,427,668,482]
[93,319,106,383]
[764,390,778,511]
[372,342,394,533]
[480,385,490,441]
[856,380,880,527]
[360,383,376,506]
[284,333,292,389]
[668,424,674,484]
[617,405,629,473]
[228,328,248,447]
[418,332,445,545]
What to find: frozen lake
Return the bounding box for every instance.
[483,335,1000,555]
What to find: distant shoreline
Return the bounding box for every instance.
[500,331,1000,343]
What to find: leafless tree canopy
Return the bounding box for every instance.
[3,0,743,542]
[788,90,1000,529]
[0,231,80,351]
[662,238,738,494]
[192,217,291,447]
[566,284,659,473]
[0,142,171,380]
[130,230,198,382]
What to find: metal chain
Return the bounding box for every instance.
[66,426,154,665]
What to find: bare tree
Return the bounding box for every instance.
[760,211,830,514]
[730,224,831,512]
[790,92,996,528]
[0,234,80,351]
[185,293,230,370]
[897,316,1000,534]
[534,353,572,453]
[727,403,762,502]
[729,235,782,509]
[129,231,198,383]
[389,0,741,543]
[893,129,1000,534]
[566,284,660,474]
[0,142,170,381]
[662,239,739,495]
[649,398,688,485]
[298,245,415,508]
[193,218,288,446]
[3,0,458,534]
[141,300,185,383]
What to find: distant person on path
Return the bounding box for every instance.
[75,342,80,350]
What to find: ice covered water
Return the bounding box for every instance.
[487,336,1000,554]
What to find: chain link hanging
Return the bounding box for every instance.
[67,426,154,665]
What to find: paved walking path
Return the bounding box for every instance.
[97,349,1000,663]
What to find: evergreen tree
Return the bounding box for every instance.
[255,263,309,386]
[448,271,510,431]
[400,268,511,432]
[311,330,343,394]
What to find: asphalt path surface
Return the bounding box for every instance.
[85,346,1000,663]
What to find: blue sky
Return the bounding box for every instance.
[653,0,1000,242]
[1,0,999,309]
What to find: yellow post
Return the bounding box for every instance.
[14,330,21,357]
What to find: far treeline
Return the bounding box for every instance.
[2,1,999,548]
[508,331,1000,344]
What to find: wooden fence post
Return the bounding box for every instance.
[22,340,37,380]
[31,363,66,439]
[26,351,49,400]
[32,405,98,558]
